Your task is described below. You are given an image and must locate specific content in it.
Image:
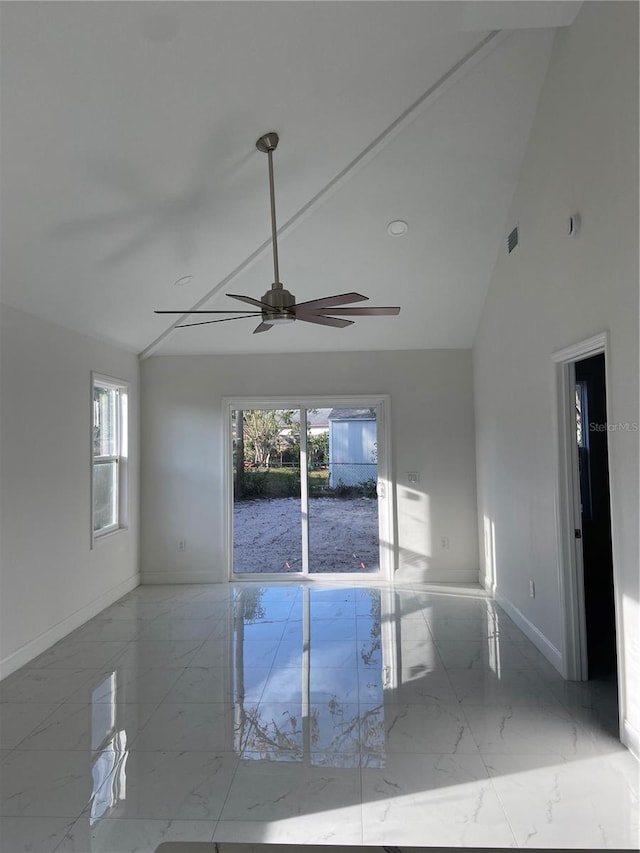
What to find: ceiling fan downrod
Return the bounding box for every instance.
[155,132,400,334]
[256,132,295,323]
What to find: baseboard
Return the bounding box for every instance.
[0,573,140,681]
[494,590,563,675]
[142,570,223,585]
[622,718,640,760]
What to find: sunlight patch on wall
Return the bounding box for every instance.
[483,513,497,592]
[398,489,431,573]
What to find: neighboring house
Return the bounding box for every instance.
[306,408,330,436]
[274,408,331,467]
[328,408,378,487]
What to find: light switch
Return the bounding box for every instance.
[407,472,419,483]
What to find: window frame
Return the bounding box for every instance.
[91,372,129,545]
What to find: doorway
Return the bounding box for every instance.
[553,334,620,718]
[225,396,393,580]
[574,354,617,679]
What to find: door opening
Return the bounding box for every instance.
[554,335,622,738]
[574,354,617,681]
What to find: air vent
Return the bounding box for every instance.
[507,225,519,254]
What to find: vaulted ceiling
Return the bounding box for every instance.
[0,2,581,356]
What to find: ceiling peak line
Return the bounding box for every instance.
[140,29,507,360]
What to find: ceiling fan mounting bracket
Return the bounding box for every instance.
[256,132,279,153]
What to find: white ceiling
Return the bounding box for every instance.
[0,2,579,356]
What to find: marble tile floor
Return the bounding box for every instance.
[0,582,637,853]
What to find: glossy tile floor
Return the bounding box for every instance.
[0,583,638,852]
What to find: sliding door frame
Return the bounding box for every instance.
[223,395,394,582]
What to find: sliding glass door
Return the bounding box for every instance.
[307,407,380,574]
[232,408,303,574]
[228,398,391,579]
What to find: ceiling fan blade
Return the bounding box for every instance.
[294,292,368,310]
[175,315,257,328]
[253,321,273,334]
[295,312,354,329]
[227,293,274,310]
[306,306,401,316]
[155,309,261,315]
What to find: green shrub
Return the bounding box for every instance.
[328,477,378,499]
[236,467,300,500]
[235,468,376,501]
[239,471,268,499]
[359,477,378,499]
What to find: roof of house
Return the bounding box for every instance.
[328,408,376,421]
[306,409,331,428]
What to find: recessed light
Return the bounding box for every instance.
[387,220,409,237]
[174,275,193,287]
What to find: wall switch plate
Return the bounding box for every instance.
[178,539,187,552]
[529,580,535,598]
[440,536,450,550]
[407,472,419,483]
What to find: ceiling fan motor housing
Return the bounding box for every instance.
[261,285,296,323]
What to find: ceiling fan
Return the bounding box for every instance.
[155,132,400,334]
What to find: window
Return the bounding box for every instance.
[92,374,128,540]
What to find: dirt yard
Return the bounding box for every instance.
[233,496,379,573]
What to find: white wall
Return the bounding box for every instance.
[140,349,478,585]
[473,2,639,751]
[0,304,140,678]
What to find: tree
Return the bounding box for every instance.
[234,409,245,498]
[242,409,296,468]
[309,430,329,468]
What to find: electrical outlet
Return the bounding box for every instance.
[529,580,535,599]
[440,536,450,550]
[407,472,419,483]
[178,539,187,552]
